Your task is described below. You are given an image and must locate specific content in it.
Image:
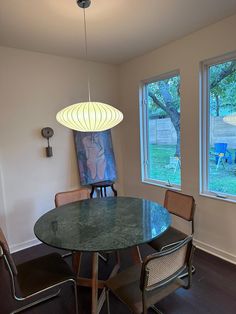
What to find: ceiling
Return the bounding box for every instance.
[0,0,236,64]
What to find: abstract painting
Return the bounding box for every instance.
[74,130,117,185]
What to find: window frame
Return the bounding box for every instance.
[140,70,181,190]
[200,52,236,202]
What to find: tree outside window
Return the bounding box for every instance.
[205,59,236,197]
[141,72,181,187]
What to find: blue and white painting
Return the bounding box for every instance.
[74,130,117,185]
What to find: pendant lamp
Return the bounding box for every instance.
[56,0,123,132]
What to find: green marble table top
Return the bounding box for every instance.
[34,196,171,252]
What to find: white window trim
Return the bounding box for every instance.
[140,70,181,190]
[200,51,236,202]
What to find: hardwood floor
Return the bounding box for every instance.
[0,243,236,314]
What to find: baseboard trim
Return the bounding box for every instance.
[10,237,236,265]
[194,239,236,265]
[10,238,41,253]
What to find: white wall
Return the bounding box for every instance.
[119,14,236,263]
[1,14,236,264]
[0,46,123,251]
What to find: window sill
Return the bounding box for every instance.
[142,179,181,191]
[200,192,236,204]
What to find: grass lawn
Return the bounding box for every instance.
[149,145,181,185]
[209,148,236,195]
[149,144,236,195]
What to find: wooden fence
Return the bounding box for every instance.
[149,117,236,148]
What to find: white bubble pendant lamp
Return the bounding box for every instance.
[56,101,123,132]
[56,0,123,132]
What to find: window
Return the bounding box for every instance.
[140,71,181,188]
[201,54,236,199]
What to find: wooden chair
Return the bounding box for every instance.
[106,236,194,314]
[55,188,91,260]
[55,188,107,265]
[0,228,78,314]
[149,189,196,276]
[55,188,90,207]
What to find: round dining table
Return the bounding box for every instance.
[34,196,171,314]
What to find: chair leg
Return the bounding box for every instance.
[99,252,108,263]
[216,156,225,170]
[62,251,72,258]
[150,305,164,314]
[72,252,82,277]
[73,281,79,314]
[106,289,111,314]
[11,290,61,314]
[178,265,196,279]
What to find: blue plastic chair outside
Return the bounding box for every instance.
[214,143,232,164]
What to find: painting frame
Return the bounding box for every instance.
[74,130,117,185]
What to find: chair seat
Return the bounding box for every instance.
[149,227,187,251]
[17,253,75,297]
[106,263,184,314]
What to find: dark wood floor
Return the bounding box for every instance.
[0,243,236,314]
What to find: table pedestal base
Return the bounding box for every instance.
[72,246,141,314]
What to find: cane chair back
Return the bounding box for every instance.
[149,190,195,252]
[54,188,90,261]
[55,188,90,207]
[106,236,194,314]
[141,236,192,291]
[164,190,195,222]
[54,187,110,270]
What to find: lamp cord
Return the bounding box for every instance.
[83,7,91,102]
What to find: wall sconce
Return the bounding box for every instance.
[41,127,54,157]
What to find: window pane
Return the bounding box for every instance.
[145,74,181,186]
[208,59,236,196]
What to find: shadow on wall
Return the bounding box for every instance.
[0,163,8,236]
[7,199,43,252]
[0,214,7,236]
